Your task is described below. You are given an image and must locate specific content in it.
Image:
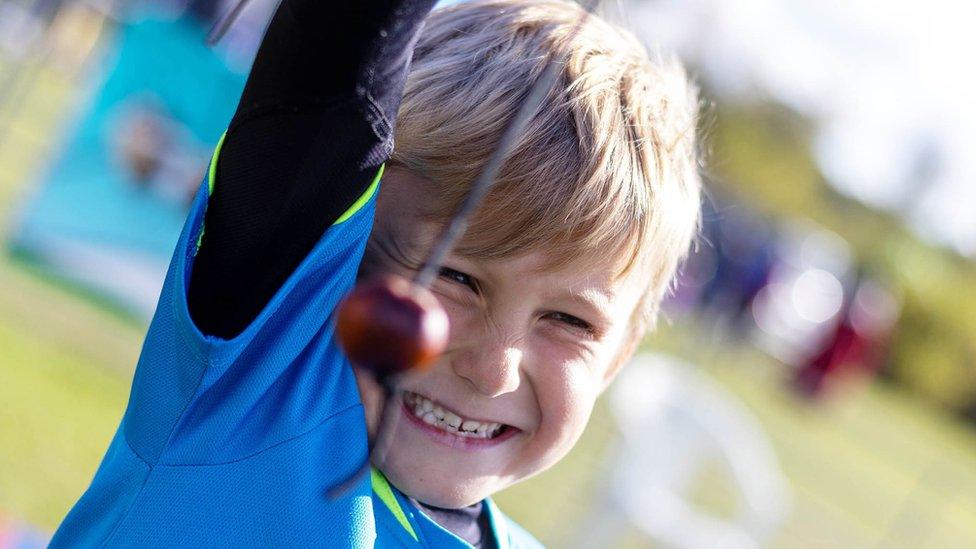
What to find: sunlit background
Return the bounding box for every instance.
[1,0,975,547]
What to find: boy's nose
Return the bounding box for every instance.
[451,340,523,398]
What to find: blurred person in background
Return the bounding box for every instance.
[792,268,900,399]
[694,195,775,340]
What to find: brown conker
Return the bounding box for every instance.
[336,274,449,376]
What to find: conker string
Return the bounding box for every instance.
[206,0,258,45]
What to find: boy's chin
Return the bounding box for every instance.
[367,392,527,508]
[372,452,500,509]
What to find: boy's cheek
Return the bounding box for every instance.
[532,382,597,448]
[439,302,486,344]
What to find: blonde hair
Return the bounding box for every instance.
[392,0,701,336]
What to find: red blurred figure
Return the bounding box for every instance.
[793,276,899,398]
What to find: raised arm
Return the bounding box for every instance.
[188,0,437,339]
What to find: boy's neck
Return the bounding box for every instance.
[409,497,493,548]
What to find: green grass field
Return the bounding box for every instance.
[2,42,976,548]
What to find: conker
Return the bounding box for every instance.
[336,274,449,376]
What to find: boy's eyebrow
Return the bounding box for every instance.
[555,287,616,324]
[372,220,441,269]
[370,232,424,270]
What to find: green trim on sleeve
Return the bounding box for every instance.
[332,163,383,225]
[371,467,419,542]
[195,132,227,253]
[207,131,227,196]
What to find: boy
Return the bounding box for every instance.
[51,0,700,546]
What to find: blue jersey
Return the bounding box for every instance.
[51,145,542,548]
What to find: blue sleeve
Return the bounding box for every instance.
[51,170,381,547]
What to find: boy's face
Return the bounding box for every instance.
[360,167,647,508]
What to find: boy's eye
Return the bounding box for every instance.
[438,267,478,293]
[547,312,595,335]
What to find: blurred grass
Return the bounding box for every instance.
[0,269,135,526]
[3,29,976,548]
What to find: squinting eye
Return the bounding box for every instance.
[438,267,478,293]
[548,312,594,334]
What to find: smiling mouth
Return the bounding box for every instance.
[402,391,511,439]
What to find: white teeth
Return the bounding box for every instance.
[444,412,462,428]
[404,392,508,439]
